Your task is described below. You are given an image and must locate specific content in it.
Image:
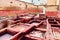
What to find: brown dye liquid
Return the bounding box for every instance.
[0,34,12,40]
[49,22,57,24]
[51,25,60,28]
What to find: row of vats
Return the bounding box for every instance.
[0,14,60,40]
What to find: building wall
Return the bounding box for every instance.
[46,0,59,11]
[47,0,59,5]
[0,0,59,11]
[0,0,59,17]
[46,6,58,11]
[59,0,60,11]
[0,0,37,10]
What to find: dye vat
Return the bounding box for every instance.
[21,29,46,40]
[19,15,34,23]
[39,14,46,20]
[28,19,41,27]
[8,23,34,32]
[55,18,60,23]
[0,23,6,30]
[8,20,18,25]
[0,28,17,40]
[0,20,8,30]
[48,18,55,21]
[51,24,60,29]
[8,18,23,25]
[35,21,47,31]
[48,21,58,24]
[55,18,60,21]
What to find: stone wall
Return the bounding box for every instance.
[0,0,59,11]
